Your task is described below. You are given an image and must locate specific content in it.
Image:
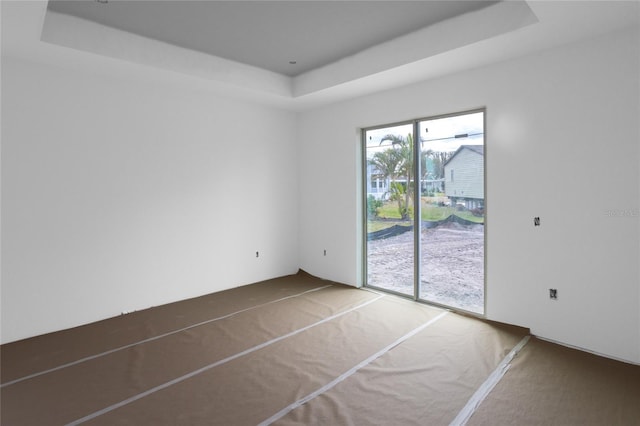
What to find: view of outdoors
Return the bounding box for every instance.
[365,111,485,314]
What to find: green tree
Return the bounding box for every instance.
[369,148,403,218]
[380,133,414,220]
[420,148,433,194]
[369,148,402,188]
[431,151,454,180]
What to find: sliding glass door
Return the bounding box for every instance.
[364,122,415,296]
[364,110,485,314]
[417,112,485,313]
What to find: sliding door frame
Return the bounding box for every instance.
[361,118,415,300]
[362,108,487,317]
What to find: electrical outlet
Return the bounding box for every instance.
[323,249,327,256]
[549,288,558,300]
[256,251,259,258]
[534,217,541,226]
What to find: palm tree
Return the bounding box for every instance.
[380,133,414,220]
[369,148,402,188]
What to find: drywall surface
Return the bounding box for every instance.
[1,57,298,344]
[297,27,640,363]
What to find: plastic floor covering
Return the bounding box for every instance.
[1,271,638,425]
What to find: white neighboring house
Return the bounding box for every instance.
[367,163,389,200]
[444,145,484,210]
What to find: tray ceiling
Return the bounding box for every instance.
[47,0,498,77]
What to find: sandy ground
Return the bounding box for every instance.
[367,221,484,314]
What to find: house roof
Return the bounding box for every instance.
[444,145,484,166]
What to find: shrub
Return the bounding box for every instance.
[471,207,484,217]
[367,195,383,218]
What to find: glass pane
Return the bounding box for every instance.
[418,112,485,313]
[365,123,414,296]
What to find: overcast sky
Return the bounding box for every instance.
[365,111,484,156]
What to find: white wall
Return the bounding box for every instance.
[297,28,640,363]
[1,57,298,343]
[1,8,638,366]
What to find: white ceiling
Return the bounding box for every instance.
[46,0,499,77]
[2,1,639,111]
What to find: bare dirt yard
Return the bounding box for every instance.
[367,221,484,314]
